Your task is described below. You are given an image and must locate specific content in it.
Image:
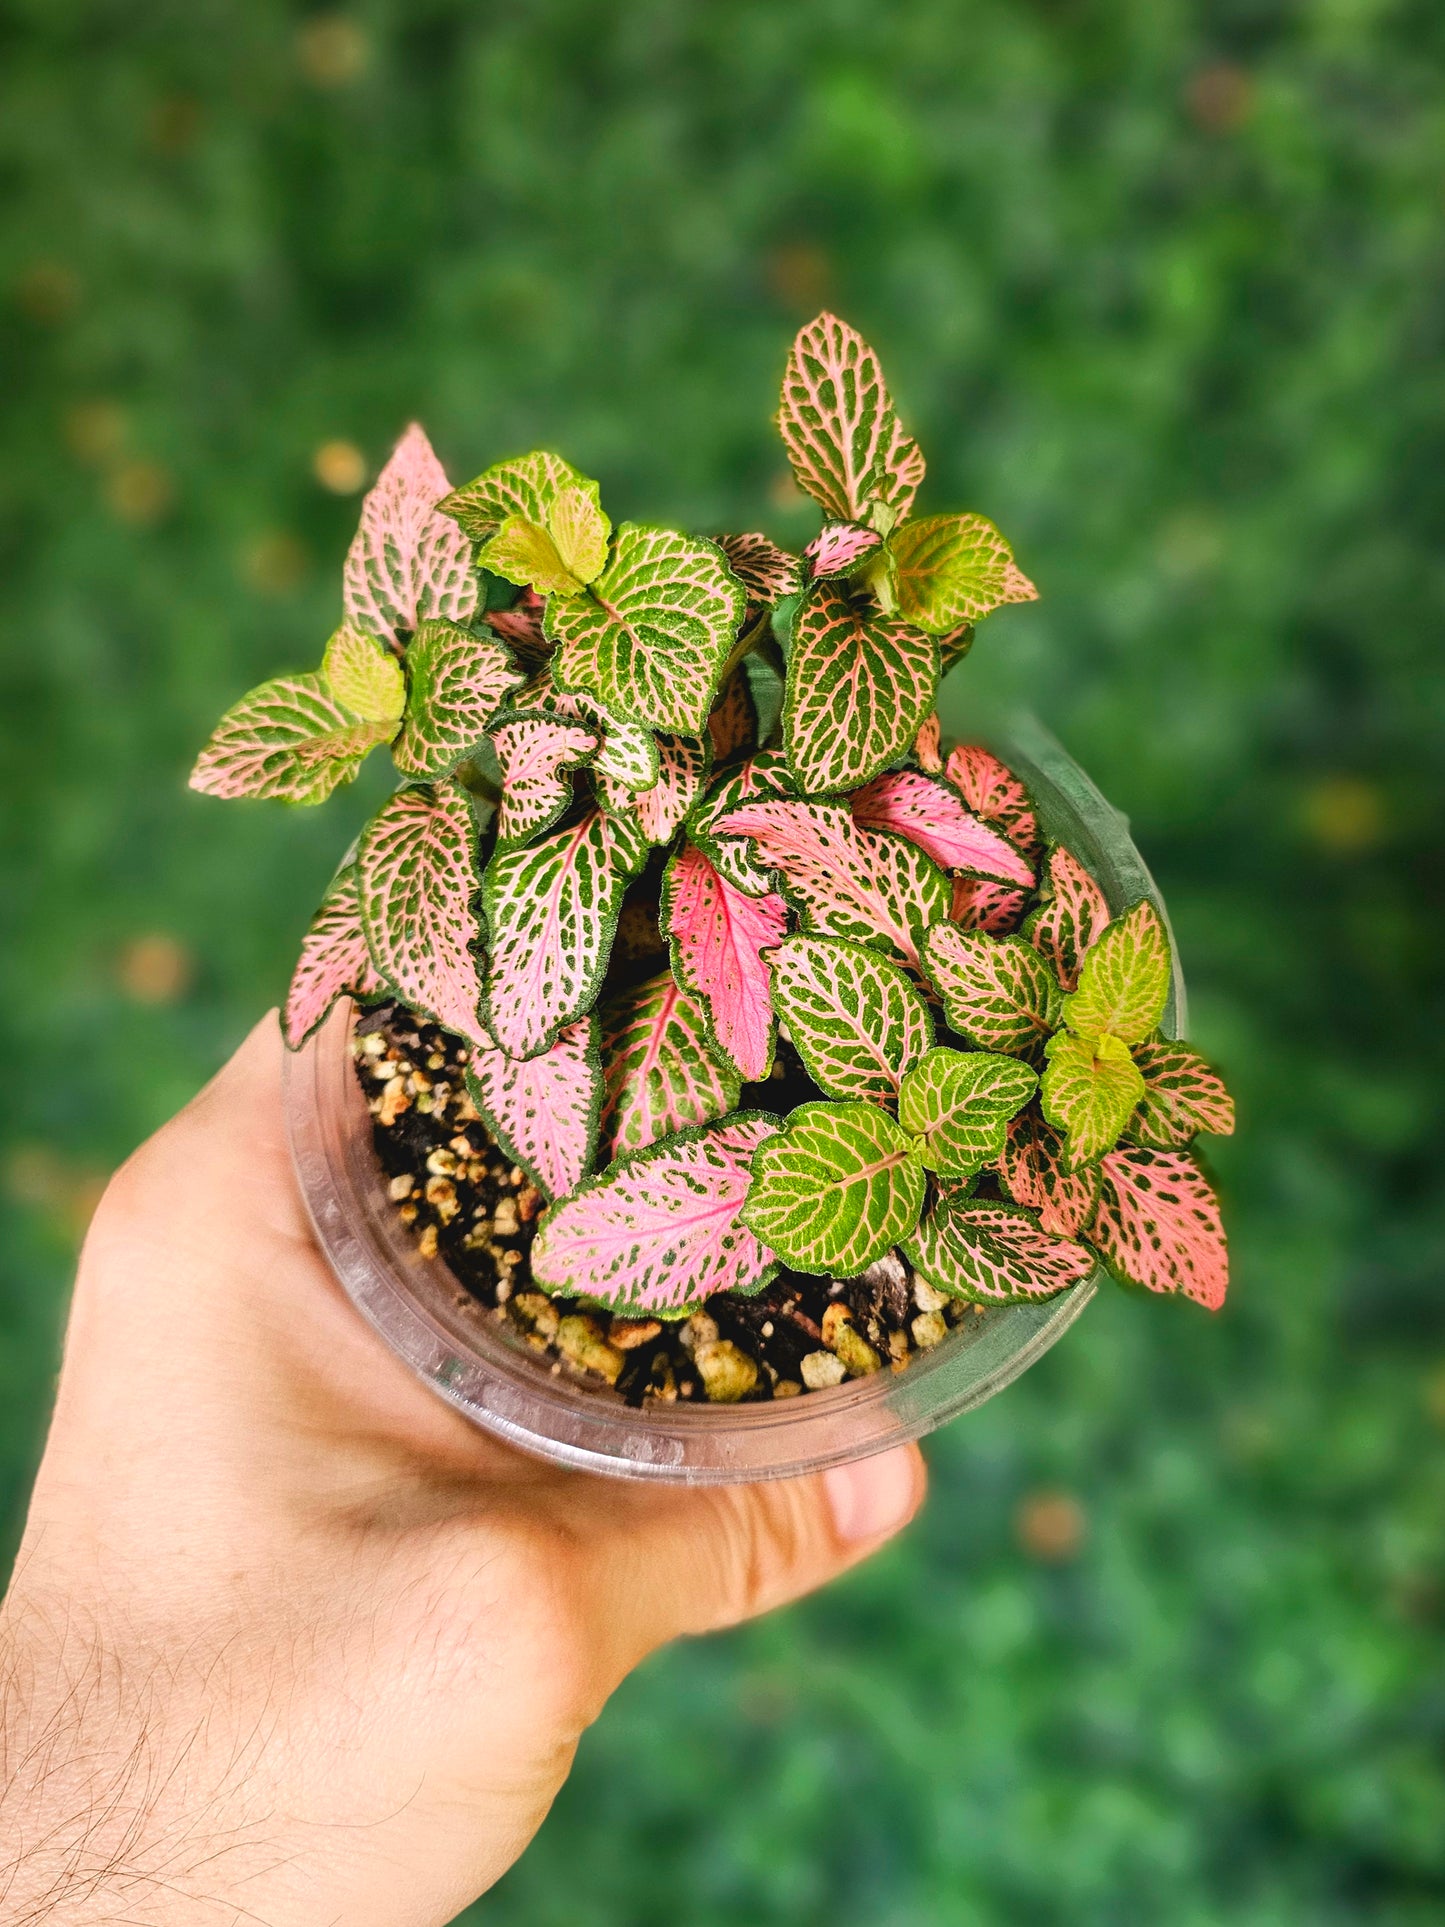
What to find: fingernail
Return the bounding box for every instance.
[824,1447,919,1544]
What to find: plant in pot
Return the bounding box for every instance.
[192,314,1235,1479]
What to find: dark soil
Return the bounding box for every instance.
[354,1002,986,1406]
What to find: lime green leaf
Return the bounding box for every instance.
[885,514,1039,634]
[190,672,386,804]
[743,1100,926,1276]
[1061,899,1171,1047]
[1041,1030,1145,1167]
[548,485,610,584]
[904,1198,1096,1304]
[921,924,1063,1056]
[392,619,525,779]
[783,586,938,793]
[897,1047,1038,1176]
[1127,1039,1236,1148]
[321,624,404,724]
[439,450,601,542]
[769,935,933,1102]
[479,516,587,597]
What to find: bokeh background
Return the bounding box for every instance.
[4,2,1445,1919]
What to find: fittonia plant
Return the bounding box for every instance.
[194,314,1235,1324]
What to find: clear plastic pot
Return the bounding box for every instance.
[284,716,1184,1484]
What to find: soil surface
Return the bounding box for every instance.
[354,1002,988,1405]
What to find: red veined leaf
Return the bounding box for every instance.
[904,1198,1096,1304]
[598,732,711,843]
[357,783,490,1048]
[778,312,908,522]
[715,532,803,622]
[343,424,477,646]
[439,450,600,542]
[921,924,1063,1056]
[717,798,950,966]
[886,513,1037,634]
[547,524,745,734]
[691,750,798,897]
[914,713,943,774]
[767,934,933,1102]
[942,745,1041,858]
[1091,1148,1228,1310]
[707,667,758,763]
[1128,1039,1236,1147]
[467,1017,600,1202]
[877,416,926,522]
[599,970,740,1157]
[491,710,598,850]
[998,1110,1102,1237]
[190,672,386,804]
[1062,900,1171,1047]
[805,521,883,578]
[531,1112,782,1317]
[661,841,788,1081]
[1041,1031,1145,1167]
[783,586,938,794]
[851,771,1035,885]
[321,623,405,724]
[392,619,524,779]
[482,807,649,1057]
[951,876,1030,935]
[1026,846,1111,990]
[282,866,379,1049]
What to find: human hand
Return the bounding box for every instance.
[0,1018,924,1926]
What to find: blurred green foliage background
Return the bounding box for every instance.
[4,1,1445,1919]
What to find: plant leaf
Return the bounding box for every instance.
[321,624,405,724]
[357,783,490,1047]
[479,516,587,597]
[692,751,798,897]
[599,970,740,1157]
[938,621,976,673]
[529,667,660,792]
[767,935,933,1102]
[1091,1148,1228,1310]
[1061,899,1171,1046]
[717,798,950,966]
[951,877,1030,935]
[877,417,926,522]
[942,745,1041,857]
[190,672,385,803]
[485,600,549,657]
[1026,845,1111,989]
[282,866,379,1049]
[547,524,745,734]
[598,731,711,843]
[662,841,788,1081]
[1041,1030,1145,1166]
[805,521,883,578]
[392,619,525,779]
[743,1100,926,1276]
[439,450,600,542]
[904,1197,1095,1304]
[707,667,758,762]
[531,1112,782,1317]
[342,424,477,645]
[783,587,938,794]
[483,807,649,1057]
[851,771,1035,884]
[887,514,1038,633]
[548,486,611,583]
[897,1047,1038,1175]
[467,1017,600,1201]
[998,1110,1102,1237]
[491,710,598,850]
[914,712,943,773]
[922,924,1063,1056]
[1128,1039,1236,1148]
[715,532,804,623]
[777,312,910,522]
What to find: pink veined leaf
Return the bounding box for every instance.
[851,772,1035,886]
[599,970,740,1157]
[952,876,1030,935]
[804,521,883,578]
[715,797,950,967]
[943,745,1042,859]
[939,620,976,673]
[783,586,939,794]
[914,713,943,774]
[190,672,386,804]
[1091,1148,1228,1311]
[467,1017,600,1202]
[392,620,525,779]
[528,667,661,794]
[357,783,490,1049]
[1026,846,1112,990]
[778,312,907,522]
[1128,1039,1237,1148]
[282,866,379,1049]
[715,532,803,621]
[904,1198,1097,1305]
[707,667,758,763]
[922,924,1063,1057]
[877,416,926,521]
[490,711,598,849]
[691,749,799,897]
[483,807,649,1057]
[661,840,788,1081]
[998,1110,1102,1238]
[343,424,477,646]
[598,732,711,843]
[530,1112,783,1316]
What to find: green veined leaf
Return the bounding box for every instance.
[1090,1148,1228,1310]
[321,623,405,724]
[490,710,598,850]
[743,1100,926,1276]
[190,672,386,804]
[282,865,379,1049]
[1025,845,1111,990]
[467,1017,601,1202]
[439,450,601,542]
[998,1109,1102,1237]
[904,1197,1096,1304]
[783,586,938,794]
[357,783,490,1048]
[769,935,933,1102]
[777,312,915,523]
[896,1047,1038,1175]
[393,619,525,779]
[547,524,746,734]
[921,924,1063,1056]
[885,514,1038,633]
[1127,1039,1236,1148]
[482,807,649,1057]
[599,969,740,1157]
[1041,1031,1145,1167]
[1061,899,1171,1047]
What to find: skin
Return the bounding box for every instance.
[0,1018,925,1926]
